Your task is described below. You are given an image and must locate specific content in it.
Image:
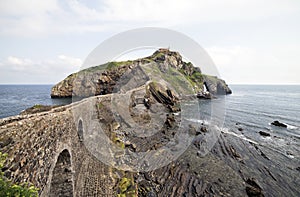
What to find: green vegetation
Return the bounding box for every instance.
[185,71,203,92]
[0,152,39,197]
[97,102,104,109]
[118,177,131,193]
[111,132,125,149]
[32,104,43,109]
[77,60,133,74]
[116,175,136,197]
[142,63,195,94]
[202,74,218,83]
[152,52,165,61]
[106,61,132,70]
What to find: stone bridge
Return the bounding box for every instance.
[0,98,116,196]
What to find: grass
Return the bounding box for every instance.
[106,60,133,70]
[111,132,125,149]
[202,74,219,82]
[97,103,104,109]
[33,104,43,109]
[142,63,195,95]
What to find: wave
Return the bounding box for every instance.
[220,127,258,144]
[286,124,298,130]
[185,118,209,125]
[269,122,299,130]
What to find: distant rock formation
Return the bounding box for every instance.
[51,49,232,98]
[202,75,232,95]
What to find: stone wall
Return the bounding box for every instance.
[0,100,116,196]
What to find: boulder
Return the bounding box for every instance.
[245,178,264,197]
[271,121,287,128]
[259,131,271,137]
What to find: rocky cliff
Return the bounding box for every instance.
[51,49,231,98]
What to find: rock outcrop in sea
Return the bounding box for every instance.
[51,49,232,98]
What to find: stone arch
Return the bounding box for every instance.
[50,149,73,197]
[78,119,83,142]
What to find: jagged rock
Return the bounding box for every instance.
[148,82,178,108]
[202,75,232,95]
[271,120,287,128]
[245,178,264,197]
[259,131,271,137]
[51,73,77,98]
[200,126,208,133]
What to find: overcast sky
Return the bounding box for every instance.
[0,0,299,84]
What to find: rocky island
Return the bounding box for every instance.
[51,49,231,99]
[0,49,299,196]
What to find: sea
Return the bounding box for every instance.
[0,84,299,157]
[198,85,300,160]
[0,85,71,119]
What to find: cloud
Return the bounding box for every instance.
[0,0,299,36]
[207,46,300,84]
[58,55,82,67]
[0,55,82,83]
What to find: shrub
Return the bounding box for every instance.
[0,152,39,197]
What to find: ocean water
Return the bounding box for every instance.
[199,85,300,160]
[0,85,71,119]
[225,85,300,134]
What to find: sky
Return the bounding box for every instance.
[0,0,300,85]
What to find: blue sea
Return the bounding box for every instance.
[0,85,71,119]
[196,85,300,161]
[224,85,300,137]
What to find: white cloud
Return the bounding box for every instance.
[0,55,82,83]
[101,0,298,23]
[0,0,299,36]
[207,46,300,84]
[0,0,58,15]
[58,55,82,67]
